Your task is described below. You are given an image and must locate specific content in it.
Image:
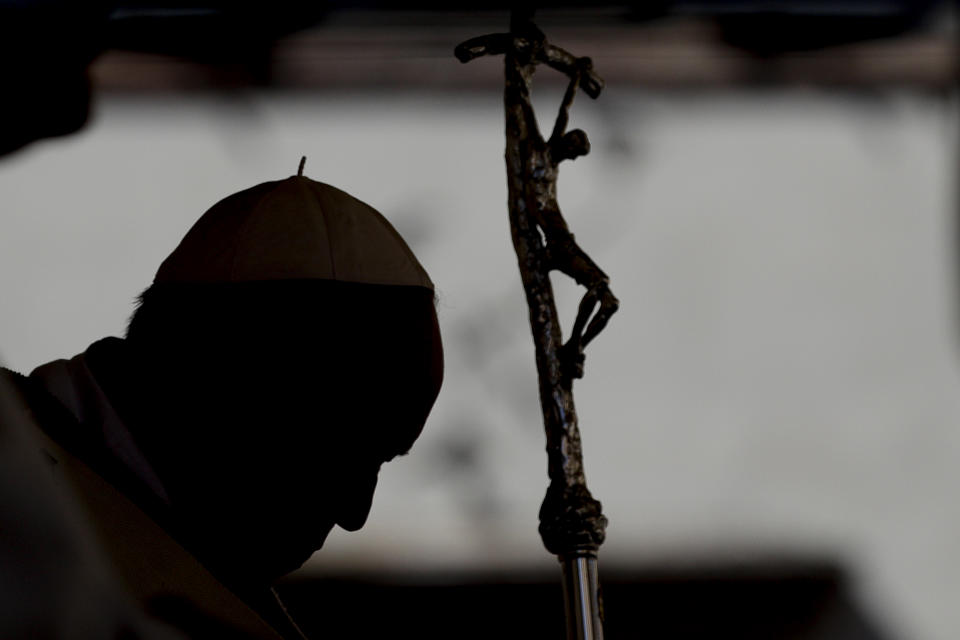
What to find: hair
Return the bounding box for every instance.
[126,279,440,399]
[128,278,435,342]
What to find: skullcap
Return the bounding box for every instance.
[154,176,433,290]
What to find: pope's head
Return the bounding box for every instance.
[121,176,443,583]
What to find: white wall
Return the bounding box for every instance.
[0,88,956,639]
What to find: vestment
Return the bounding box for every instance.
[1,342,307,640]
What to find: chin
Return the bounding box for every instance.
[265,551,314,580]
[262,527,331,580]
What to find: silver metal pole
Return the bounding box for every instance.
[561,553,604,640]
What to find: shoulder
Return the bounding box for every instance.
[0,366,28,393]
[0,366,61,428]
[2,365,95,457]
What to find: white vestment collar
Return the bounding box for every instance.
[31,352,171,505]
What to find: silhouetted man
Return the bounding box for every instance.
[2,173,443,638]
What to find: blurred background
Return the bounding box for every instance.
[0,1,957,638]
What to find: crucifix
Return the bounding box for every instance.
[456,10,619,639]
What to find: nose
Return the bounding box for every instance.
[335,472,378,532]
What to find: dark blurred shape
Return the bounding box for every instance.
[0,0,952,155]
[703,0,945,54]
[103,2,329,87]
[106,3,328,59]
[91,9,954,92]
[0,2,111,155]
[0,1,328,155]
[278,561,889,640]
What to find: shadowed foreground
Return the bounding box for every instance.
[278,561,889,640]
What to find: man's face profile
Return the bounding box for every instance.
[125,280,443,583]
